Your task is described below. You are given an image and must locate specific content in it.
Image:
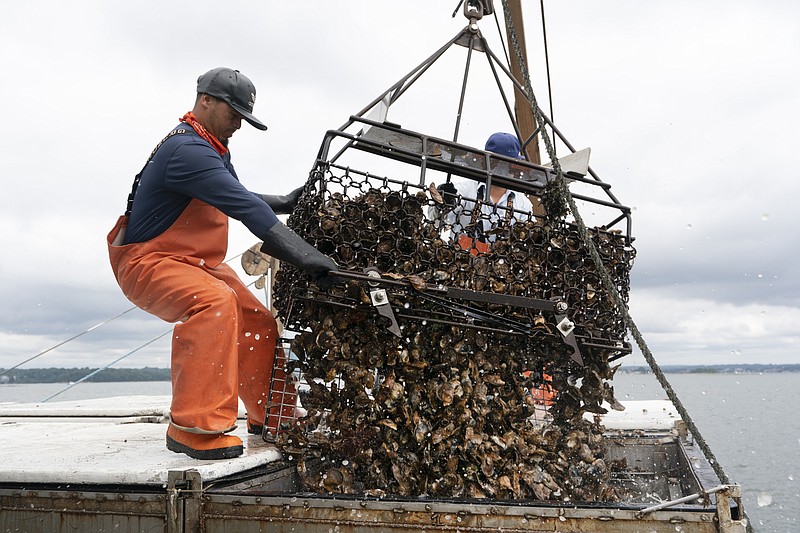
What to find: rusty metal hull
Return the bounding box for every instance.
[201,497,721,533]
[0,430,746,533]
[0,488,728,533]
[0,488,726,533]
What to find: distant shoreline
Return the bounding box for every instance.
[619,363,800,374]
[1,364,799,384]
[0,367,171,384]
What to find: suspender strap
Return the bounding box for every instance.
[505,195,514,220]
[469,185,516,241]
[125,127,193,217]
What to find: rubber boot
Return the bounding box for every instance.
[166,425,243,460]
[246,419,263,435]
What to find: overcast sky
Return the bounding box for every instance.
[1,1,798,372]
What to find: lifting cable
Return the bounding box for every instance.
[538,0,555,123]
[41,260,264,403]
[41,328,172,403]
[499,2,750,524]
[491,2,555,125]
[4,252,248,397]
[0,307,136,377]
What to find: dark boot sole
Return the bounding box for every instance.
[166,435,243,460]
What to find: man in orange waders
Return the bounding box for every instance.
[107,67,337,460]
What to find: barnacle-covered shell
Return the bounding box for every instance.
[269,175,633,503]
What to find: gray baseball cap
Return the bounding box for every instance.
[196,67,267,131]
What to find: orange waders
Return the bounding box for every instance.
[107,199,277,436]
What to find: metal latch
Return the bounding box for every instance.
[553,299,583,365]
[556,316,575,336]
[366,269,402,337]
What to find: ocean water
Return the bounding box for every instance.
[1,373,796,531]
[0,380,172,404]
[614,371,799,532]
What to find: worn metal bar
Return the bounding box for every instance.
[292,293,540,337]
[330,269,560,312]
[324,28,468,166]
[479,35,525,160]
[347,29,467,127]
[637,484,729,516]
[452,28,476,144]
[321,123,633,228]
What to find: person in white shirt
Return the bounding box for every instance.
[434,133,533,253]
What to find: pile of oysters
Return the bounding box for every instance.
[271,169,635,502]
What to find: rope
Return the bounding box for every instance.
[539,0,555,122]
[492,7,512,68]
[499,2,751,528]
[41,328,172,403]
[3,252,247,379]
[0,307,136,377]
[41,266,259,402]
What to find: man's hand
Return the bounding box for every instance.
[259,185,305,215]
[314,268,341,291]
[259,222,342,291]
[438,182,458,208]
[284,185,304,210]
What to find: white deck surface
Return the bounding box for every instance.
[590,399,681,431]
[0,395,282,486]
[0,396,679,487]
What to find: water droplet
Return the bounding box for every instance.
[757,492,772,507]
[761,213,769,221]
[686,223,692,230]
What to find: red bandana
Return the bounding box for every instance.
[179,112,228,156]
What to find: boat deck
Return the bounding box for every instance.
[0,397,749,533]
[0,395,679,487]
[0,395,281,486]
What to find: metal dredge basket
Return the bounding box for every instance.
[273,122,636,363]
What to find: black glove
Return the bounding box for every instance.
[259,222,340,290]
[437,182,458,208]
[260,185,305,215]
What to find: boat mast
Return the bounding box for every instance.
[504,0,541,165]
